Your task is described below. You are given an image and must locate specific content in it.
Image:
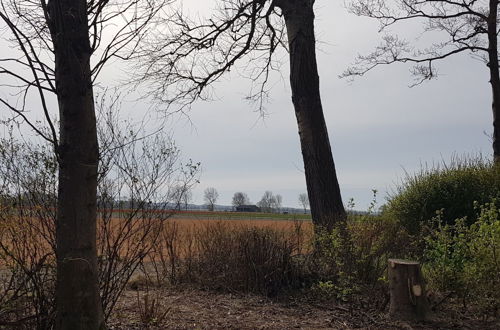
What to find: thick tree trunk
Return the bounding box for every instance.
[49,1,105,329]
[388,259,429,321]
[278,0,346,230]
[488,0,500,164]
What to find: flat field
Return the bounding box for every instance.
[0,209,314,264]
[114,209,312,221]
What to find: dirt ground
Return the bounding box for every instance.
[108,288,499,329]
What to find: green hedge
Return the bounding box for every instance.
[383,157,500,233]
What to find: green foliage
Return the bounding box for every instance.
[310,192,411,302]
[310,225,357,301]
[423,200,500,316]
[384,156,500,233]
[181,211,311,221]
[349,214,410,284]
[423,214,469,295]
[309,280,355,302]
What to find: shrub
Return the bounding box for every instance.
[0,118,199,327]
[135,289,171,326]
[423,200,500,316]
[0,138,58,329]
[348,214,410,284]
[148,220,192,286]
[177,222,305,296]
[310,210,411,302]
[384,156,500,233]
[309,225,357,301]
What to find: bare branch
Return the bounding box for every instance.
[341,34,484,83]
[0,5,58,148]
[343,0,494,84]
[0,98,54,143]
[0,0,169,147]
[134,0,286,112]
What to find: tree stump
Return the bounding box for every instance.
[388,259,429,321]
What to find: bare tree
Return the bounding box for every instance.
[232,192,250,208]
[342,0,500,163]
[182,189,193,210]
[257,190,281,213]
[273,193,283,213]
[0,0,169,327]
[257,191,274,213]
[171,185,193,210]
[204,187,219,211]
[137,0,346,230]
[298,193,309,214]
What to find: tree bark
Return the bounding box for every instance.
[487,0,500,164]
[49,1,105,329]
[388,259,429,321]
[278,0,346,230]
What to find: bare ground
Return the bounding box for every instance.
[108,288,499,329]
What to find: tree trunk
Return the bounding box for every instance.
[49,1,105,329]
[278,0,346,230]
[388,259,429,321]
[488,0,500,164]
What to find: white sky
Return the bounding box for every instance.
[148,0,491,209]
[0,0,493,210]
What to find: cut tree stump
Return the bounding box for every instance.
[388,259,429,321]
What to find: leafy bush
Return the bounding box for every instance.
[309,280,348,301]
[310,211,411,302]
[384,156,500,233]
[423,200,500,316]
[348,215,410,284]
[309,224,357,301]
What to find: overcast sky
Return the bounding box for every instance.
[140,0,491,210]
[1,0,493,210]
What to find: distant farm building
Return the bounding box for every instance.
[236,205,260,212]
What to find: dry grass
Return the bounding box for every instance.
[151,217,312,256]
[0,213,313,266]
[143,218,313,295]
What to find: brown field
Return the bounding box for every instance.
[2,212,500,329]
[0,212,313,266]
[169,216,313,228]
[163,216,313,240]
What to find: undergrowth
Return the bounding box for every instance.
[423,200,500,317]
